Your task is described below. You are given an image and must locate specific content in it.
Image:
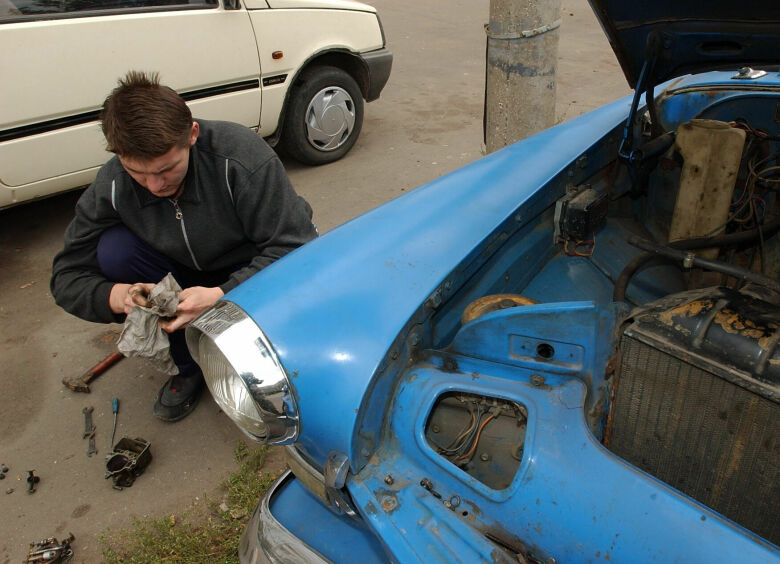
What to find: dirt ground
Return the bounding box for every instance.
[0,1,628,562]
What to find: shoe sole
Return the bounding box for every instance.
[154,389,203,422]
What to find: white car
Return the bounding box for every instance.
[0,0,391,209]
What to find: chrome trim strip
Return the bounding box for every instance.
[284,446,329,503]
[187,301,300,444]
[239,471,331,564]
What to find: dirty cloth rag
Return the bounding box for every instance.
[117,273,181,375]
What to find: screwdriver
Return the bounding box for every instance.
[110,398,119,450]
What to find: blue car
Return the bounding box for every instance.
[187,1,780,562]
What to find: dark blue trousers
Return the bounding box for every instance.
[97,225,239,377]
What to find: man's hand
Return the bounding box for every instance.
[159,286,224,333]
[109,282,155,315]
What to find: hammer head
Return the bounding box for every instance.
[62,373,91,393]
[62,352,123,393]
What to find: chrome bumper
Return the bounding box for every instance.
[238,470,331,564]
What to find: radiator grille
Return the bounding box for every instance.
[609,335,779,544]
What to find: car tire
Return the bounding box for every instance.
[280,66,364,166]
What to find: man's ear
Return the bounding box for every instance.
[189,121,199,147]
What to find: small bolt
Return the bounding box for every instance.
[381,495,397,512]
[410,334,420,347]
[530,374,545,387]
[391,350,398,360]
[0,464,8,473]
[431,424,440,434]
[5,488,13,495]
[384,475,394,485]
[480,453,490,462]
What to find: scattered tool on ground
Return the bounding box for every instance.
[110,397,119,449]
[62,351,124,393]
[24,533,74,563]
[105,437,152,489]
[82,406,97,457]
[26,470,39,494]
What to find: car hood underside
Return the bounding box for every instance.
[588,0,780,87]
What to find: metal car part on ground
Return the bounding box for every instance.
[24,533,74,564]
[105,437,152,490]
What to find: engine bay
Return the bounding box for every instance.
[427,83,780,545]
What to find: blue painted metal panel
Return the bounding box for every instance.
[658,71,780,131]
[522,255,614,305]
[449,301,621,438]
[347,360,779,563]
[226,95,635,467]
[663,70,780,91]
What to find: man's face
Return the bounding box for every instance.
[118,122,199,199]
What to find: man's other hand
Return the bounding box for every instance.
[110,282,155,315]
[159,286,224,333]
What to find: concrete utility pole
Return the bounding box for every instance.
[484,0,562,153]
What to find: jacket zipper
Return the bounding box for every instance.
[169,199,202,270]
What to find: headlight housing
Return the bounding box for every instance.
[186,301,299,444]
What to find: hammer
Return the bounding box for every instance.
[62,351,124,393]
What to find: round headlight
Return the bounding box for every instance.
[186,301,299,444]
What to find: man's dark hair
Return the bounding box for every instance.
[101,71,193,159]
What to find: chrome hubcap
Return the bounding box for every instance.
[304,86,355,152]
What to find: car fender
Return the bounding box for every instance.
[225,94,635,469]
[247,8,384,136]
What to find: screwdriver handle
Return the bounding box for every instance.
[112,397,119,414]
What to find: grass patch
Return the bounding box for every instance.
[100,442,278,564]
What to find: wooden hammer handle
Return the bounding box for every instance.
[84,351,124,382]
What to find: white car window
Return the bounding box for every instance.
[2,0,217,21]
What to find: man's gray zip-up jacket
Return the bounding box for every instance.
[51,119,317,324]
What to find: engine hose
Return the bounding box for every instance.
[624,236,780,296]
[613,218,780,302]
[669,216,780,250]
[612,252,678,303]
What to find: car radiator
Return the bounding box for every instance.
[606,287,779,545]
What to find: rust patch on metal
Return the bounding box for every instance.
[714,309,771,340]
[462,498,482,517]
[462,294,538,325]
[658,300,709,326]
[364,501,378,516]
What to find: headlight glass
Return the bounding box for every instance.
[198,336,269,439]
[186,301,299,445]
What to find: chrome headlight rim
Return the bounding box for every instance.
[186,300,299,445]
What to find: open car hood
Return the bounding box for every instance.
[588,0,780,88]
